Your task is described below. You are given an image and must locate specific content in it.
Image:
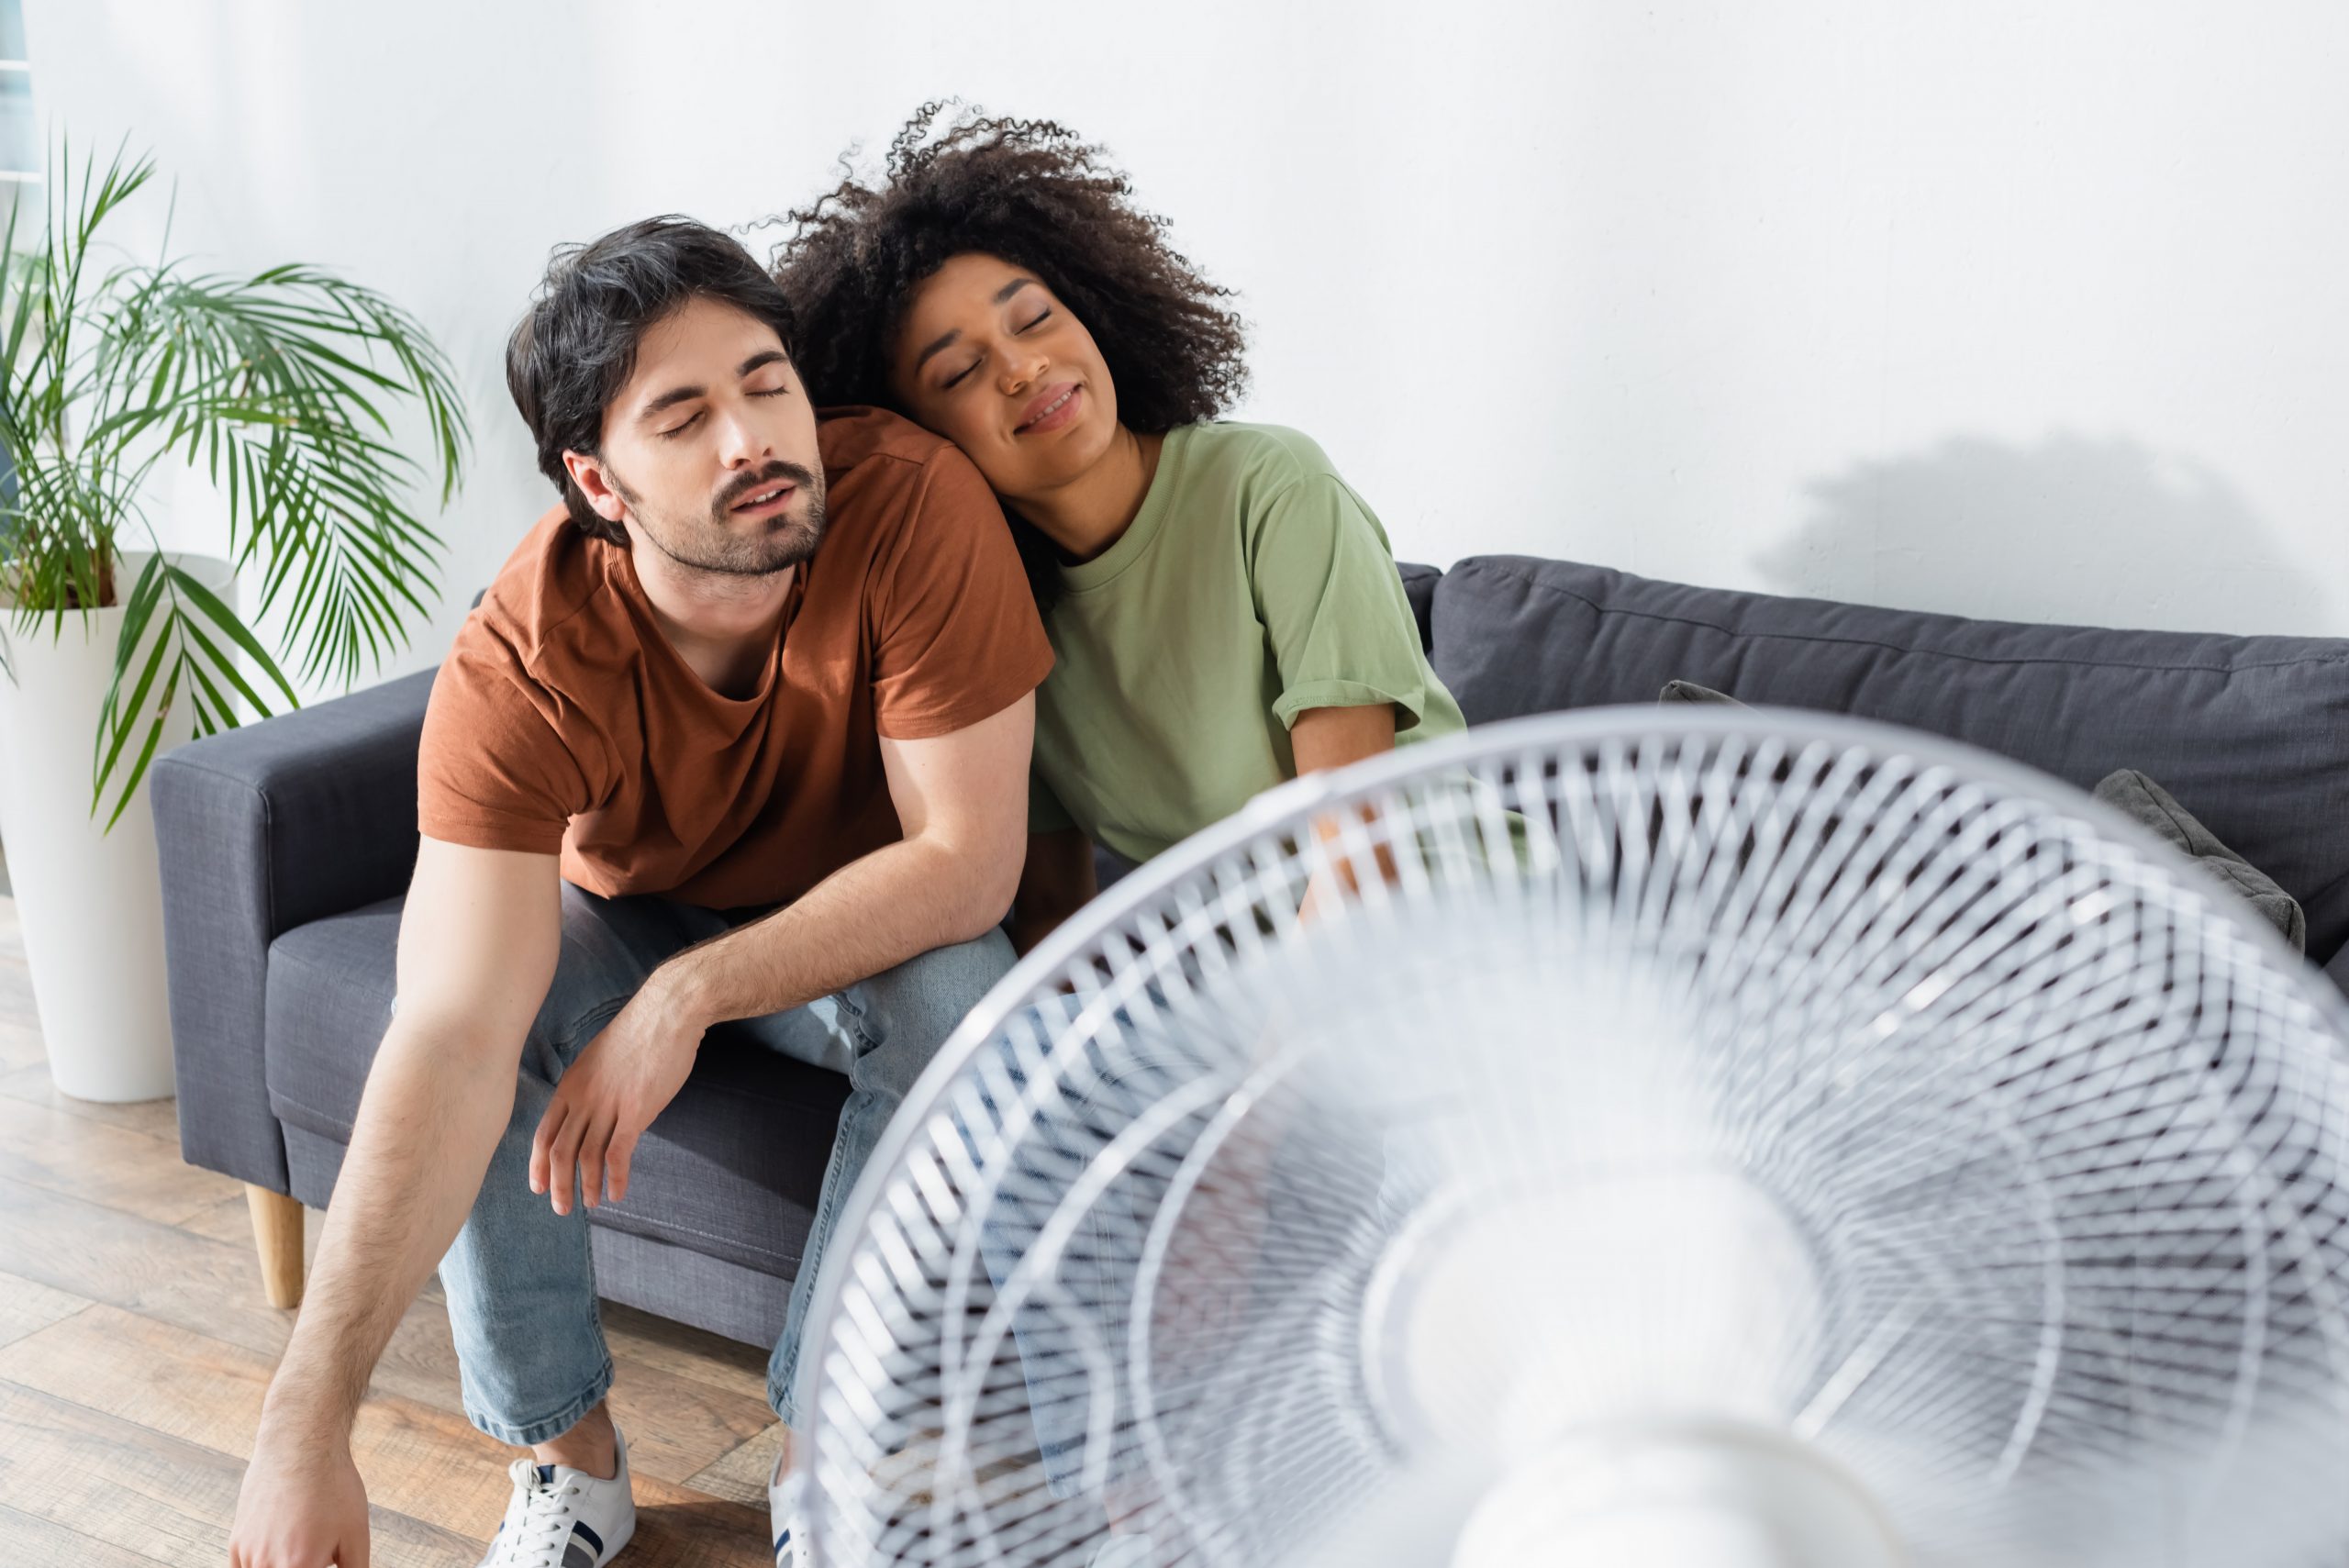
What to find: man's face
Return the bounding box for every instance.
[567,295,827,576]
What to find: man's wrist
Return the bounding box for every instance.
[647,947,727,1035]
[257,1367,357,1446]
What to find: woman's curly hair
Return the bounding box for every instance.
[768,105,1250,600]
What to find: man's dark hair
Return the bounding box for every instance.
[507,216,797,543]
[767,106,1249,599]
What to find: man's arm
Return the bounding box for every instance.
[532,694,1033,1214]
[231,839,561,1568]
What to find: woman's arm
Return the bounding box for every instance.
[1291,702,1397,775]
[1009,827,1099,955]
[1291,703,1399,919]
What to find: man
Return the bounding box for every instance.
[228,217,1052,1568]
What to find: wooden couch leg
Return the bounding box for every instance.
[245,1184,306,1309]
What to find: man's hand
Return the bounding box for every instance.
[229,1419,371,1567]
[529,976,705,1214]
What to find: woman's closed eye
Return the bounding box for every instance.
[941,310,1055,391]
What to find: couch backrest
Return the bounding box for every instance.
[1419,554,2349,968]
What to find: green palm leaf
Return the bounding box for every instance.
[0,139,469,820]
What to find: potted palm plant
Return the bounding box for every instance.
[0,143,466,1101]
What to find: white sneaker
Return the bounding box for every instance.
[478,1430,636,1567]
[767,1462,806,1567]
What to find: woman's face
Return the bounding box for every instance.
[890,252,1120,503]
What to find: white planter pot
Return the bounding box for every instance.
[0,552,237,1102]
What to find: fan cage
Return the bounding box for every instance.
[798,707,2349,1568]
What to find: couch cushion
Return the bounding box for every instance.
[1430,555,2349,966]
[263,895,847,1279]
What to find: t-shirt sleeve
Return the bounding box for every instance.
[869,447,1055,740]
[1250,474,1441,732]
[416,624,594,855]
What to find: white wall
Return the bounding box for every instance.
[26,0,2349,702]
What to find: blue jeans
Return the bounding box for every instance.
[434,882,1013,1445]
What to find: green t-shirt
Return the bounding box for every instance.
[1030,420,1469,865]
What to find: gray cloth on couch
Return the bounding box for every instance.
[1659,678,1744,706]
[2092,769,2306,952]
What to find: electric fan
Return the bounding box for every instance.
[795,708,2349,1568]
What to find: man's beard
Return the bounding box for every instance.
[611,459,829,578]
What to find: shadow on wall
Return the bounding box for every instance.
[1753,434,2334,638]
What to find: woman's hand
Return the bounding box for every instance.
[529,977,707,1214]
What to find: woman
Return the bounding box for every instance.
[771,111,1472,1564]
[773,106,1468,947]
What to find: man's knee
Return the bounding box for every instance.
[521,892,711,1076]
[854,929,1019,1063]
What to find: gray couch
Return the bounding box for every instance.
[154,553,2349,1344]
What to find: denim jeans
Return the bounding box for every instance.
[434,881,1014,1445]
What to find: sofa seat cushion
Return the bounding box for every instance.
[1430,555,2349,967]
[263,895,847,1279]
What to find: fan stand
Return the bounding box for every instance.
[1452,1423,1905,1568]
[1358,1162,1887,1565]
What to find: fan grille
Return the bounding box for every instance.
[803,711,2349,1568]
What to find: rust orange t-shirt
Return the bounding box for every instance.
[417,406,1052,910]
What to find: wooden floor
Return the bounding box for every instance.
[0,895,783,1565]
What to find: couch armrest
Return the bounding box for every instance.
[151,669,436,1187]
